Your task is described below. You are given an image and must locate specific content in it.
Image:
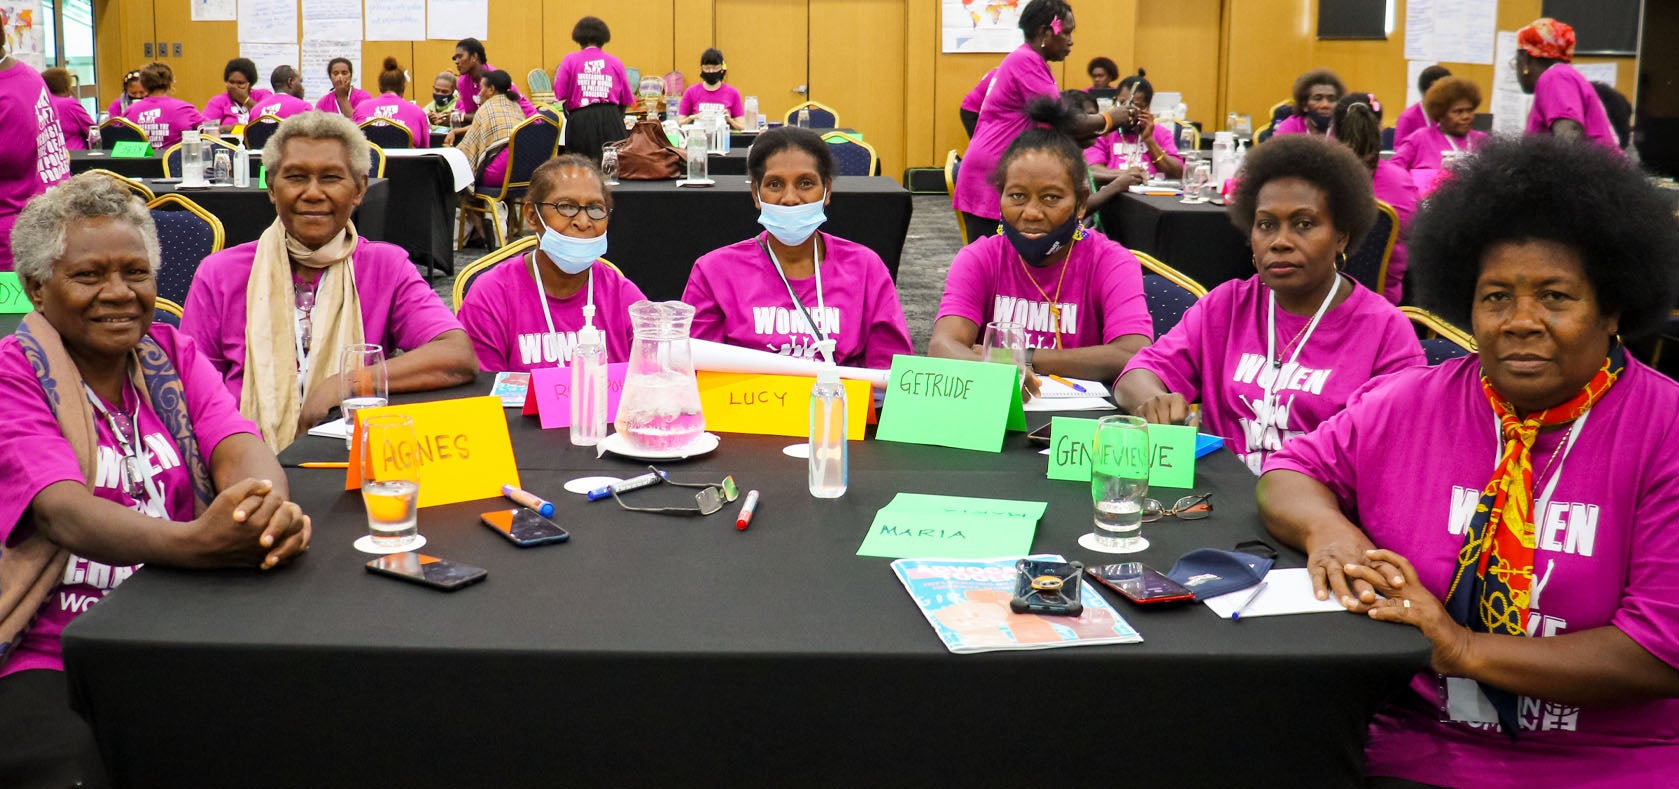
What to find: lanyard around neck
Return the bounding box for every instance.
[758,234,826,344]
[83,381,162,505]
[528,250,594,338]
[1263,275,1340,412]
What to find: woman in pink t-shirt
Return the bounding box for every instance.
[1084,73,1184,182]
[202,57,271,133]
[1260,136,1679,787]
[1331,92,1419,305]
[1391,77,1488,197]
[0,44,70,271]
[0,173,310,783]
[41,67,93,150]
[932,127,1154,394]
[959,67,998,138]
[352,57,432,148]
[107,68,145,119]
[1272,69,1343,137]
[315,57,372,118]
[1515,18,1620,150]
[121,62,204,151]
[1392,64,1450,143]
[1117,135,1423,473]
[683,127,912,370]
[553,16,635,162]
[677,48,745,129]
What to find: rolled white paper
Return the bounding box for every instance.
[689,338,889,388]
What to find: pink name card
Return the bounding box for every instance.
[526,362,629,429]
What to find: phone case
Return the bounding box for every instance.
[1009,559,1084,616]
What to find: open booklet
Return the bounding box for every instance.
[891,555,1142,654]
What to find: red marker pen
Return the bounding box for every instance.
[736,490,760,531]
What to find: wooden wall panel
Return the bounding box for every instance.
[362,43,415,100]
[153,0,242,109]
[810,0,904,178]
[714,0,808,120]
[671,0,717,81]
[902,0,935,173]
[93,0,151,115]
[1135,0,1221,122]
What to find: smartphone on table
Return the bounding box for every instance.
[366,553,487,591]
[1010,558,1084,616]
[480,508,571,547]
[1085,563,1194,605]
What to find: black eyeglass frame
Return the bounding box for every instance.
[534,201,612,221]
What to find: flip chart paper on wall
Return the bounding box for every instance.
[875,355,1022,453]
[426,0,486,40]
[238,0,299,44]
[344,396,519,508]
[0,273,29,314]
[696,371,868,438]
[364,0,425,41]
[527,363,627,429]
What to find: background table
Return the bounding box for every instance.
[64,377,1428,788]
[143,179,389,247]
[1101,192,1252,289]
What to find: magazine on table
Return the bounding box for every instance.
[891,554,1143,654]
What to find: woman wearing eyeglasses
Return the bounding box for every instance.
[458,155,645,373]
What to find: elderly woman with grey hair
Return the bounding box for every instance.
[0,173,310,786]
[181,112,476,450]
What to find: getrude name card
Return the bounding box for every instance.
[875,355,1026,453]
[1046,417,1200,489]
[696,371,870,438]
[525,362,627,429]
[345,395,520,508]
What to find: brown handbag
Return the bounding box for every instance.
[613,120,685,180]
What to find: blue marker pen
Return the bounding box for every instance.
[586,470,667,501]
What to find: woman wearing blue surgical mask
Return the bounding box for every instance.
[682,126,912,369]
[458,155,647,373]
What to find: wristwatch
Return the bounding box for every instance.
[1024,347,1036,368]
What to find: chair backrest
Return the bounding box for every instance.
[821,131,876,177]
[84,168,156,202]
[99,117,148,149]
[358,118,414,149]
[1269,100,1294,126]
[483,114,559,200]
[1256,123,1276,143]
[244,115,281,149]
[153,297,185,328]
[162,137,239,178]
[944,149,968,245]
[367,142,387,178]
[1401,306,1475,365]
[145,194,225,305]
[453,236,537,312]
[784,101,839,129]
[535,104,562,125]
[526,68,554,95]
[1344,199,1398,295]
[625,66,642,94]
[1134,251,1207,338]
[1380,126,1395,151]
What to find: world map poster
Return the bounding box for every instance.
[942,0,1025,53]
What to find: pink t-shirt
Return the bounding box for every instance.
[50,94,93,150]
[554,48,634,111]
[123,95,204,150]
[179,239,465,403]
[107,96,133,119]
[0,325,259,677]
[1390,125,1488,195]
[1121,274,1423,474]
[1371,160,1419,306]
[1272,114,1312,136]
[683,232,914,370]
[1393,102,1428,144]
[1526,64,1620,151]
[458,253,646,373]
[678,82,744,119]
[960,68,998,114]
[314,88,373,116]
[457,63,539,117]
[952,43,1058,219]
[0,62,70,271]
[936,229,1154,353]
[1267,355,1679,787]
[251,93,313,120]
[1084,123,1183,177]
[203,88,273,128]
[353,93,433,148]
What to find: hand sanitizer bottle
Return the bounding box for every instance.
[808,342,847,498]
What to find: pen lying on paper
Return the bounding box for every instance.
[1230,582,1268,621]
[286,461,349,469]
[1045,374,1088,393]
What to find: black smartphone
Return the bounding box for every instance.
[480,508,571,547]
[1086,563,1195,605]
[365,553,488,591]
[1027,423,1053,445]
[1010,558,1084,616]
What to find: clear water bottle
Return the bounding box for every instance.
[685,128,708,182]
[797,107,811,129]
[212,149,232,183]
[569,323,608,446]
[744,96,759,130]
[665,96,677,123]
[233,143,251,187]
[181,130,206,186]
[808,367,848,498]
[87,124,101,152]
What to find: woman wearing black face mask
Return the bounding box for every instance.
[423,71,458,128]
[930,128,1154,398]
[1273,69,1344,137]
[677,48,744,129]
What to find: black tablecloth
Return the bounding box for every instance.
[607,175,911,301]
[64,376,1427,788]
[380,155,456,276]
[1101,192,1253,289]
[707,147,749,176]
[143,179,389,247]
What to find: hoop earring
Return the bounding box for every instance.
[1336,250,1348,269]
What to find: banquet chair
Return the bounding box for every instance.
[784,101,839,129]
[1648,310,1679,368]
[1172,121,1201,152]
[358,118,414,149]
[457,114,560,249]
[945,149,968,244]
[452,236,624,313]
[367,142,387,178]
[822,131,877,176]
[1135,251,1207,337]
[244,115,281,149]
[625,67,642,93]
[162,137,239,178]
[83,169,155,202]
[527,68,555,106]
[1255,99,1293,143]
[145,194,225,305]
[1381,126,1396,151]
[536,105,562,125]
[1344,199,1398,295]
[98,117,148,150]
[153,298,185,328]
[1401,306,1475,365]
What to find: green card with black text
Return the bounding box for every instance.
[877,355,1024,452]
[1047,417,1199,489]
[0,272,28,314]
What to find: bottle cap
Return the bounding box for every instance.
[577,324,603,346]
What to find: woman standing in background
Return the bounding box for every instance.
[554,16,635,163]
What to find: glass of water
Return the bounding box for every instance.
[339,343,388,447]
[359,413,422,550]
[979,320,1027,368]
[601,145,620,185]
[1085,415,1151,554]
[1182,158,1212,204]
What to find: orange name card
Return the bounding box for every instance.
[345,395,520,508]
[696,371,870,439]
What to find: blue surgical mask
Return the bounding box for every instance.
[540,227,607,274]
[757,196,827,246]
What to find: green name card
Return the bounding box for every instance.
[0,272,29,314]
[1046,417,1200,489]
[110,141,152,158]
[876,355,1026,453]
[855,494,1047,559]
[258,165,267,190]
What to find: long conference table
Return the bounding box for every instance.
[62,375,1427,787]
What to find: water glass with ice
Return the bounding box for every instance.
[359,414,422,550]
[1086,415,1151,554]
[339,343,388,447]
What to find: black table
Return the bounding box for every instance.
[63,376,1428,788]
[380,154,456,276]
[142,178,389,248]
[1101,192,1253,290]
[607,175,911,301]
[707,146,749,175]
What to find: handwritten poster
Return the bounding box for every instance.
[426,0,484,40]
[1404,0,1494,65]
[303,0,362,41]
[191,0,237,22]
[1574,63,1618,89]
[240,42,299,92]
[1490,31,1534,135]
[301,40,358,105]
[238,0,297,44]
[365,0,425,41]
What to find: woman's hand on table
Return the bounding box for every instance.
[1302,525,1405,613]
[1130,391,1190,425]
[188,477,312,569]
[1345,549,1473,674]
[297,373,342,436]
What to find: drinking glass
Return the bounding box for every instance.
[1182,158,1212,204]
[359,414,421,550]
[979,321,1026,368]
[339,343,388,447]
[1086,415,1152,554]
[601,145,620,185]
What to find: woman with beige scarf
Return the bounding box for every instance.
[181,112,477,450]
[0,173,311,785]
